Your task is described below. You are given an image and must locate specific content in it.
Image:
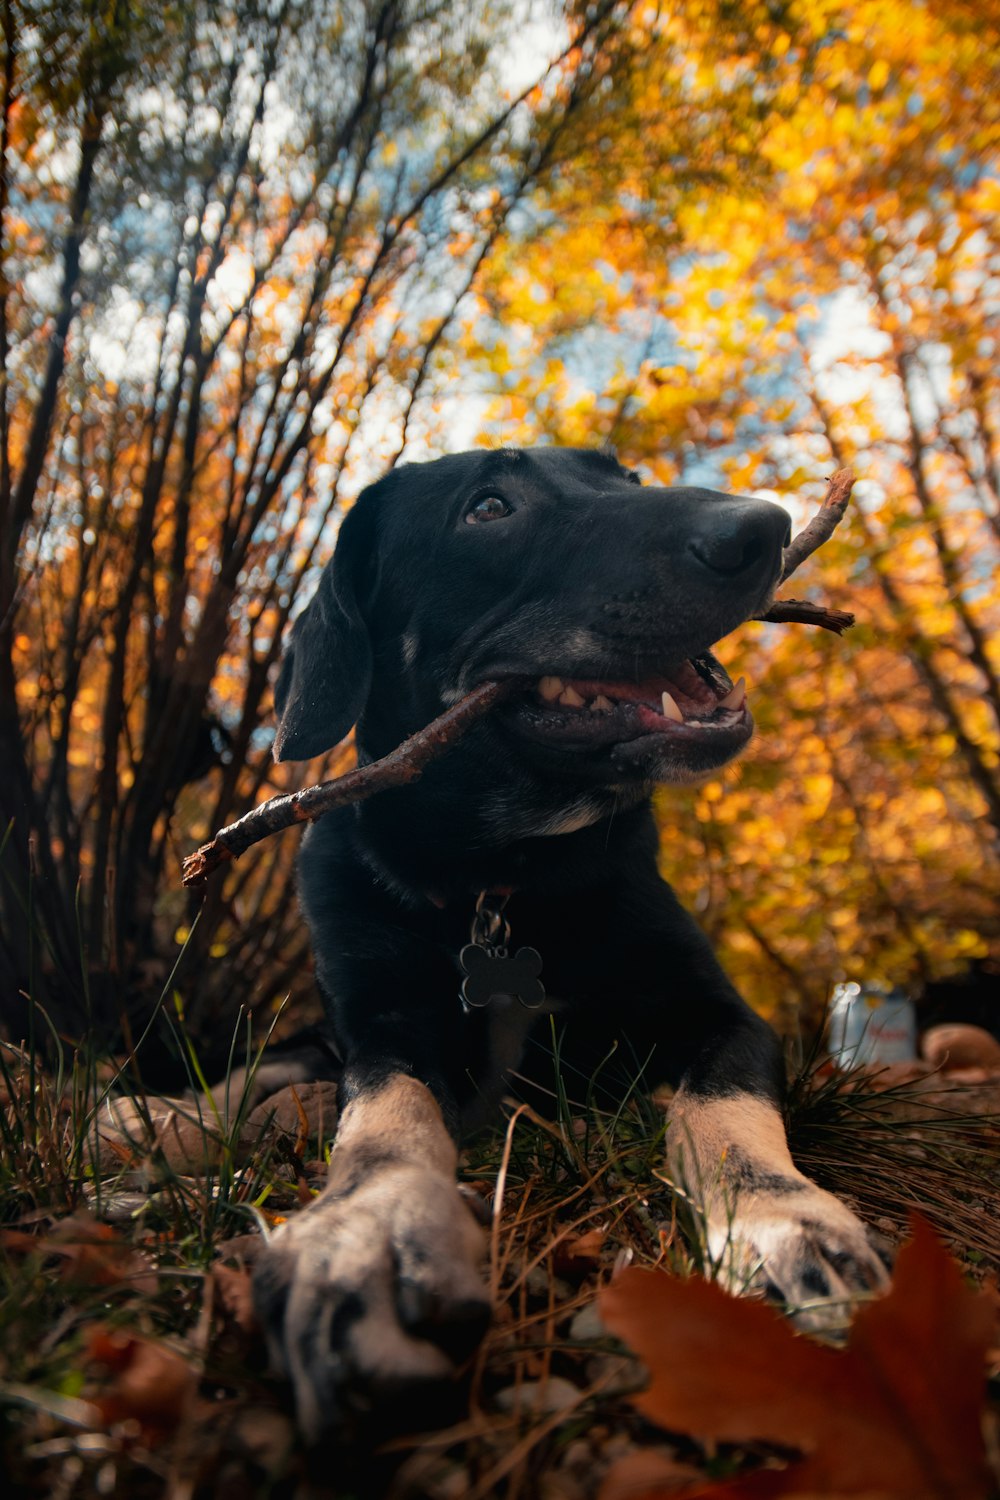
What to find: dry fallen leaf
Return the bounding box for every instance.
[211,1260,258,1334]
[1,1212,157,1293]
[88,1326,194,1438]
[599,1217,994,1500]
[553,1226,608,1279]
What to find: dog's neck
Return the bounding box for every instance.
[349,758,654,908]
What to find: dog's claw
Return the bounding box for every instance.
[717,1185,892,1330]
[253,1161,490,1443]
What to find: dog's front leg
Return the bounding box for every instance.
[252,1069,489,1442]
[605,877,890,1320]
[668,1084,890,1321]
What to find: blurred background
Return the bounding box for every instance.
[1,0,997,1059]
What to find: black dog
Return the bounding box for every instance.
[253,446,887,1440]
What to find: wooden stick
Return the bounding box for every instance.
[181,679,522,887]
[779,467,856,582]
[755,468,856,633]
[759,598,854,634]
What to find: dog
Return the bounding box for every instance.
[251,445,888,1440]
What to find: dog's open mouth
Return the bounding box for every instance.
[504,655,752,764]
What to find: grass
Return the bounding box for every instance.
[1,1010,998,1499]
[787,1057,1000,1271]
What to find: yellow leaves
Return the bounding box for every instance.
[801,772,834,821]
[782,173,820,214]
[953,929,989,958]
[913,786,947,820]
[486,341,515,377]
[868,57,891,92]
[648,560,1000,1011]
[969,177,1000,218]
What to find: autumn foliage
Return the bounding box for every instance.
[1,0,999,1045]
[470,0,1000,1017]
[599,1217,996,1499]
[0,0,628,1042]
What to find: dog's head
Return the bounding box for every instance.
[273,447,790,790]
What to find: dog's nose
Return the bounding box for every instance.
[687,500,791,581]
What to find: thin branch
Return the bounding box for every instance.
[754,468,857,632]
[760,598,854,634]
[778,468,856,581]
[807,383,1000,834]
[6,74,109,575]
[182,679,522,885]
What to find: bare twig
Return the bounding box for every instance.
[756,468,856,633]
[761,598,855,634]
[182,679,522,886]
[780,468,856,582]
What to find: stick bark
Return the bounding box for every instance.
[781,467,856,580]
[182,678,521,886]
[755,467,856,632]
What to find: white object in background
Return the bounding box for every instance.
[828,982,918,1067]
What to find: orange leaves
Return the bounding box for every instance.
[87,1328,194,1439]
[599,1219,996,1500]
[552,1226,608,1280]
[2,1215,197,1443]
[1,1213,157,1295]
[465,0,1000,1007]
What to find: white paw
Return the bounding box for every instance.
[253,1161,490,1442]
[708,1179,891,1326]
[668,1090,891,1327]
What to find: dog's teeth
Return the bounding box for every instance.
[719,676,747,711]
[559,685,586,708]
[661,690,684,723]
[538,676,564,702]
[590,695,614,712]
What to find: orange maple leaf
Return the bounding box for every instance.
[88,1327,194,1439]
[598,1217,995,1500]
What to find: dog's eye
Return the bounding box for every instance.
[465,494,512,524]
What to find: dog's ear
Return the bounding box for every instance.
[272,501,375,762]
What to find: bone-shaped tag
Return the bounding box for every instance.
[459,943,545,1010]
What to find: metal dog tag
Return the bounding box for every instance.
[459,891,545,1011]
[460,942,545,1010]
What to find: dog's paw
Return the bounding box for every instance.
[710,1181,891,1327]
[667,1090,891,1328]
[253,1161,490,1442]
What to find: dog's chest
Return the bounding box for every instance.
[461,989,563,1134]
